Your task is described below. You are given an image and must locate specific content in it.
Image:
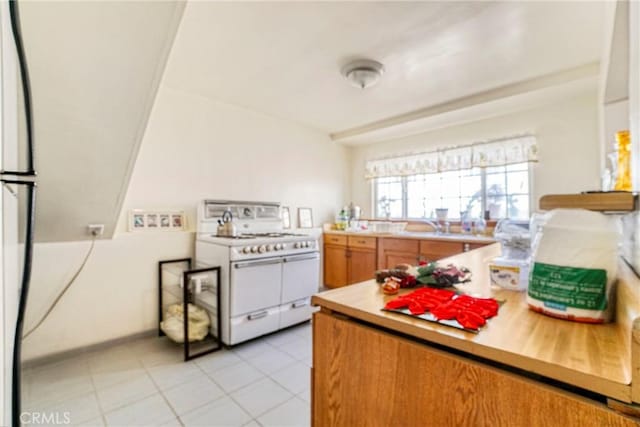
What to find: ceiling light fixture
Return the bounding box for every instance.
[342,59,385,89]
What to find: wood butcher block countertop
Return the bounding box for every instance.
[312,243,640,403]
[324,229,496,244]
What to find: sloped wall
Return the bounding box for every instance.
[20,1,185,242]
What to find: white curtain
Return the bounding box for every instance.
[364,135,537,179]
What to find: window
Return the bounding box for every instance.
[374,162,531,220]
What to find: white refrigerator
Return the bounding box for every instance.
[1,1,36,426]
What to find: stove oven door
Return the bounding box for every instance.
[280,252,320,328]
[229,257,283,344]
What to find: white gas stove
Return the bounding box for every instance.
[195,200,319,345]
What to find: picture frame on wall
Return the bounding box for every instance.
[298,207,313,228]
[282,207,291,229]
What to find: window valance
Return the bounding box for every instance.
[364,135,538,179]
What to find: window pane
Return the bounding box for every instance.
[389,199,403,218]
[407,197,427,218]
[460,175,482,198]
[487,196,506,219]
[440,171,460,195]
[508,195,530,220]
[442,198,462,218]
[486,173,506,196]
[423,199,441,218]
[461,197,482,219]
[375,177,402,218]
[507,171,528,194]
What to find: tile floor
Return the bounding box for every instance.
[22,322,312,427]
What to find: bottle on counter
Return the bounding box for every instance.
[473,217,487,235]
[461,211,473,234]
[335,208,349,230]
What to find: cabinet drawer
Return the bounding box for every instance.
[348,236,376,249]
[419,240,463,258]
[324,234,347,246]
[381,238,419,253]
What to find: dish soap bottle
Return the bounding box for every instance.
[461,211,473,234]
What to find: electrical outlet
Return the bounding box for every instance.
[87,224,104,236]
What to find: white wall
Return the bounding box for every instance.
[22,86,349,361]
[350,90,600,215]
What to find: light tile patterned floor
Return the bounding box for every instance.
[22,322,312,427]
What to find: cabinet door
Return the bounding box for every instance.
[323,244,348,288]
[378,238,420,269]
[382,252,420,269]
[419,240,463,263]
[348,247,376,284]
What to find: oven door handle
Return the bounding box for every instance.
[247,310,268,321]
[291,300,308,309]
[233,258,282,269]
[283,253,319,263]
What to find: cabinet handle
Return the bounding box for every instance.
[247,311,268,321]
[292,301,308,309]
[463,243,470,252]
[358,240,366,244]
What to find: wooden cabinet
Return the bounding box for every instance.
[313,311,638,427]
[324,233,491,286]
[377,238,420,269]
[324,235,377,288]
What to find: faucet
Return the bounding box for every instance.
[423,219,442,234]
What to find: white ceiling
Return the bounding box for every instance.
[163,1,605,141]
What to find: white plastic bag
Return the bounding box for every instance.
[527,209,620,323]
[160,303,210,343]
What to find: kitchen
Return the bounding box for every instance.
[0,0,638,426]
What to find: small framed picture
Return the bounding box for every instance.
[298,207,313,228]
[160,214,170,228]
[282,207,291,229]
[171,213,184,230]
[132,213,145,229]
[147,213,159,228]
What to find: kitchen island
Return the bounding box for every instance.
[311,243,640,426]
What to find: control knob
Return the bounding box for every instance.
[258,245,266,253]
[276,243,283,250]
[251,246,258,253]
[267,244,274,251]
[294,242,301,249]
[243,247,251,254]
